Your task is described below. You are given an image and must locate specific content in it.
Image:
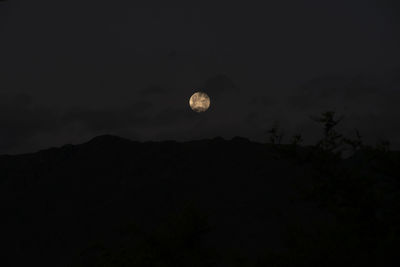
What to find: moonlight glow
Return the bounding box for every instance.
[189,92,210,112]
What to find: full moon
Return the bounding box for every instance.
[189,92,210,112]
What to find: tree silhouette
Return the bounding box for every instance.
[267,122,284,145]
[311,111,344,157]
[343,129,363,153]
[291,134,303,146]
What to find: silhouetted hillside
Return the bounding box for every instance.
[1,135,399,266]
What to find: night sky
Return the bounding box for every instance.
[1,0,400,154]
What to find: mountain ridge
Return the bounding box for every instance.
[1,134,399,266]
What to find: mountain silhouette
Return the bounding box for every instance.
[1,135,399,266]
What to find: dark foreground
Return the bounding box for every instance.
[1,135,399,266]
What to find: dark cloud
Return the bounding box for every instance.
[60,101,153,133]
[289,73,398,112]
[1,1,400,152]
[139,85,169,96]
[244,111,263,128]
[380,0,400,25]
[153,106,198,125]
[168,49,177,58]
[0,94,154,154]
[62,109,146,132]
[0,93,62,152]
[0,91,206,154]
[286,71,400,146]
[204,74,239,98]
[248,95,276,108]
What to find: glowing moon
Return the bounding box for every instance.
[189,92,210,112]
